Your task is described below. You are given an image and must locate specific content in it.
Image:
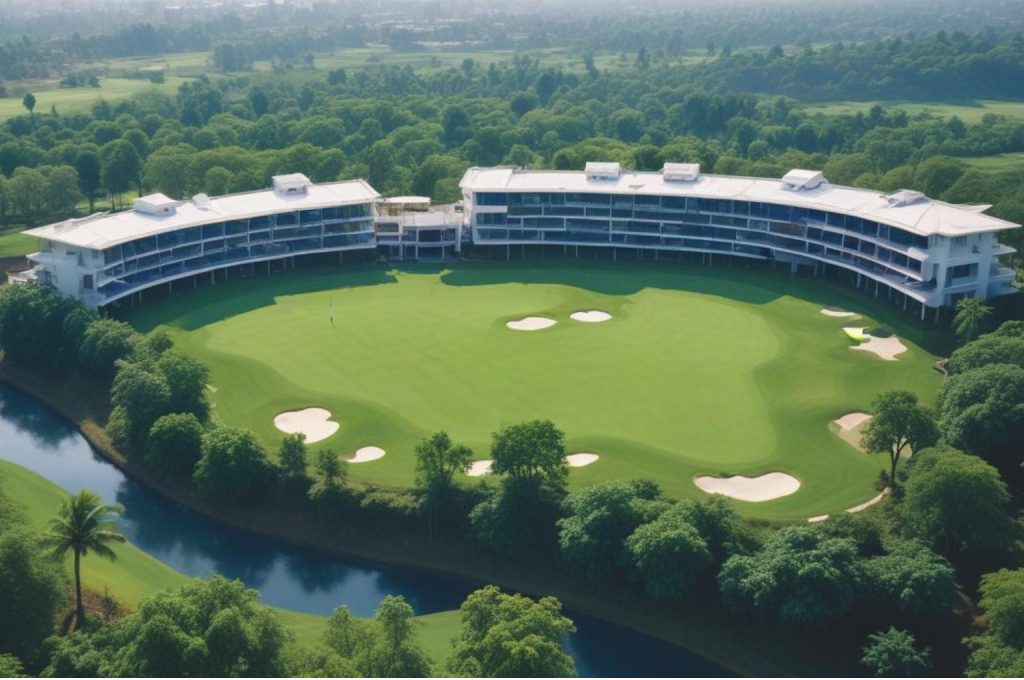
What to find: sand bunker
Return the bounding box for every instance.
[806,488,891,523]
[851,334,908,361]
[348,446,385,463]
[566,452,599,467]
[693,472,800,502]
[821,308,859,318]
[466,460,494,477]
[273,408,339,444]
[570,310,612,323]
[846,488,889,513]
[834,412,871,431]
[833,412,872,451]
[506,316,557,331]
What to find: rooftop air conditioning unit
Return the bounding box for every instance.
[192,193,212,210]
[662,163,700,181]
[884,189,929,207]
[133,193,178,216]
[585,162,621,180]
[781,169,826,191]
[272,173,312,195]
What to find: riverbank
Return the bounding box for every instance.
[0,360,859,677]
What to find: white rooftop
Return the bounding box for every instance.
[26,177,380,250]
[460,167,1019,238]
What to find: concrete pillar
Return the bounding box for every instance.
[875,280,879,298]
[920,303,927,321]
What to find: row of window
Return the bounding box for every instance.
[101,220,374,278]
[102,204,373,265]
[474,192,929,250]
[474,227,923,277]
[99,232,375,292]
[482,216,924,274]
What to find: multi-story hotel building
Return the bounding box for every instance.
[460,163,1019,318]
[14,164,1020,316]
[17,174,381,308]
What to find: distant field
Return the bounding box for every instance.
[0,77,193,121]
[803,99,1024,123]
[961,151,1024,172]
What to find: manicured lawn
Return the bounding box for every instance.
[0,459,457,657]
[962,151,1024,172]
[0,231,40,258]
[129,262,944,520]
[0,77,192,121]
[802,99,1024,123]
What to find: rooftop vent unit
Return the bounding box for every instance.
[884,189,929,208]
[781,169,826,191]
[192,193,212,210]
[585,162,621,181]
[133,193,178,216]
[272,173,312,196]
[662,163,700,182]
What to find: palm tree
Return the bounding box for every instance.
[953,297,993,344]
[44,489,125,628]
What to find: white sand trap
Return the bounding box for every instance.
[834,412,871,431]
[851,334,908,361]
[348,446,385,463]
[820,308,859,318]
[273,408,339,444]
[693,472,800,502]
[466,460,494,477]
[808,514,830,523]
[833,412,872,450]
[566,452,599,467]
[506,316,557,331]
[846,488,889,514]
[570,310,612,323]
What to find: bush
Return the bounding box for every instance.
[193,426,275,501]
[145,413,203,478]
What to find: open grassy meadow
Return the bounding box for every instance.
[0,77,192,122]
[129,262,944,521]
[802,99,1024,123]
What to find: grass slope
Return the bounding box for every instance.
[129,262,943,520]
[0,459,457,660]
[0,77,192,121]
[802,99,1024,123]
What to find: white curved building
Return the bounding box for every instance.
[19,174,380,307]
[460,163,1019,317]
[15,165,1020,316]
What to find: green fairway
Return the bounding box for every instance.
[962,151,1024,172]
[129,262,943,520]
[0,77,192,121]
[802,99,1024,123]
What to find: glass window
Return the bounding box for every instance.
[202,223,225,239]
[476,193,508,206]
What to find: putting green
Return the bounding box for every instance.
[129,263,943,520]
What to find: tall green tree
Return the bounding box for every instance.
[953,297,994,344]
[73,149,103,212]
[193,426,275,501]
[0,526,67,662]
[861,390,939,487]
[901,446,1015,565]
[44,489,125,628]
[966,568,1024,677]
[447,586,576,677]
[414,430,472,537]
[939,363,1024,466]
[861,628,931,677]
[21,92,35,117]
[360,595,432,678]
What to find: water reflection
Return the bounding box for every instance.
[0,382,727,677]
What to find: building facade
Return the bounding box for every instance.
[17,175,379,308]
[459,163,1019,317]
[14,165,1020,314]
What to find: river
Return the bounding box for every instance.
[0,382,727,677]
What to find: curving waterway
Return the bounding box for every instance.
[0,382,727,678]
